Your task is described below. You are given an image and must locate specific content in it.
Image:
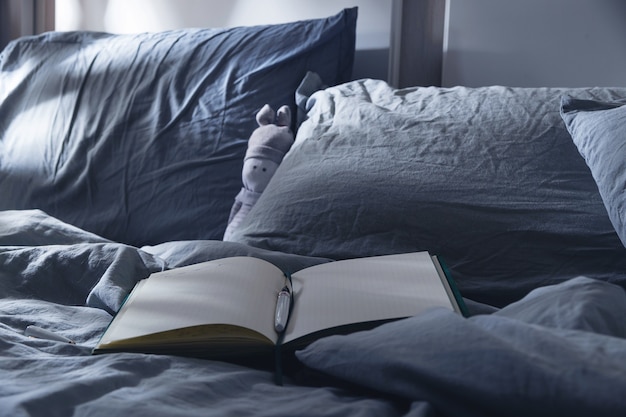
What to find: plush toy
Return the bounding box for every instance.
[223,104,294,240]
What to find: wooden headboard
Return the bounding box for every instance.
[389,0,445,88]
[6,0,623,88]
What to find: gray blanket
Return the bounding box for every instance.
[1,209,625,416]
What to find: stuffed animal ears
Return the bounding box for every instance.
[275,105,291,127]
[256,104,291,128]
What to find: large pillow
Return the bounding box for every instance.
[229,80,626,306]
[560,96,626,248]
[0,8,357,246]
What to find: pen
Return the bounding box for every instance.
[274,286,291,333]
[25,325,76,344]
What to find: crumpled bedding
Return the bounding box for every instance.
[1,209,626,417]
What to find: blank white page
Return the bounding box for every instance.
[100,257,285,346]
[284,252,454,343]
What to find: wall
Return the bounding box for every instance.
[0,0,54,50]
[443,0,626,87]
[55,0,391,81]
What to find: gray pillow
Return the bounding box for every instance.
[230,80,626,307]
[560,96,626,248]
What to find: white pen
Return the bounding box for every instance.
[25,325,76,344]
[274,286,291,333]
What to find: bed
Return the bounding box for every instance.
[2,7,626,416]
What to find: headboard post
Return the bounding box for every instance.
[0,0,55,50]
[389,0,445,88]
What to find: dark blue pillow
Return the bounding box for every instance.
[0,8,357,246]
[561,96,626,248]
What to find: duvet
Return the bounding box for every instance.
[1,209,626,417]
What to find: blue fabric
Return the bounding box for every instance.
[0,208,330,314]
[560,96,626,248]
[3,208,626,416]
[0,210,401,417]
[0,9,357,246]
[297,277,626,417]
[230,80,626,307]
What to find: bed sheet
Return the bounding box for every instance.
[2,209,626,417]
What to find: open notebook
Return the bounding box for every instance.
[94,252,465,358]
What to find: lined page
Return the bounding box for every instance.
[284,252,454,343]
[100,257,285,346]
